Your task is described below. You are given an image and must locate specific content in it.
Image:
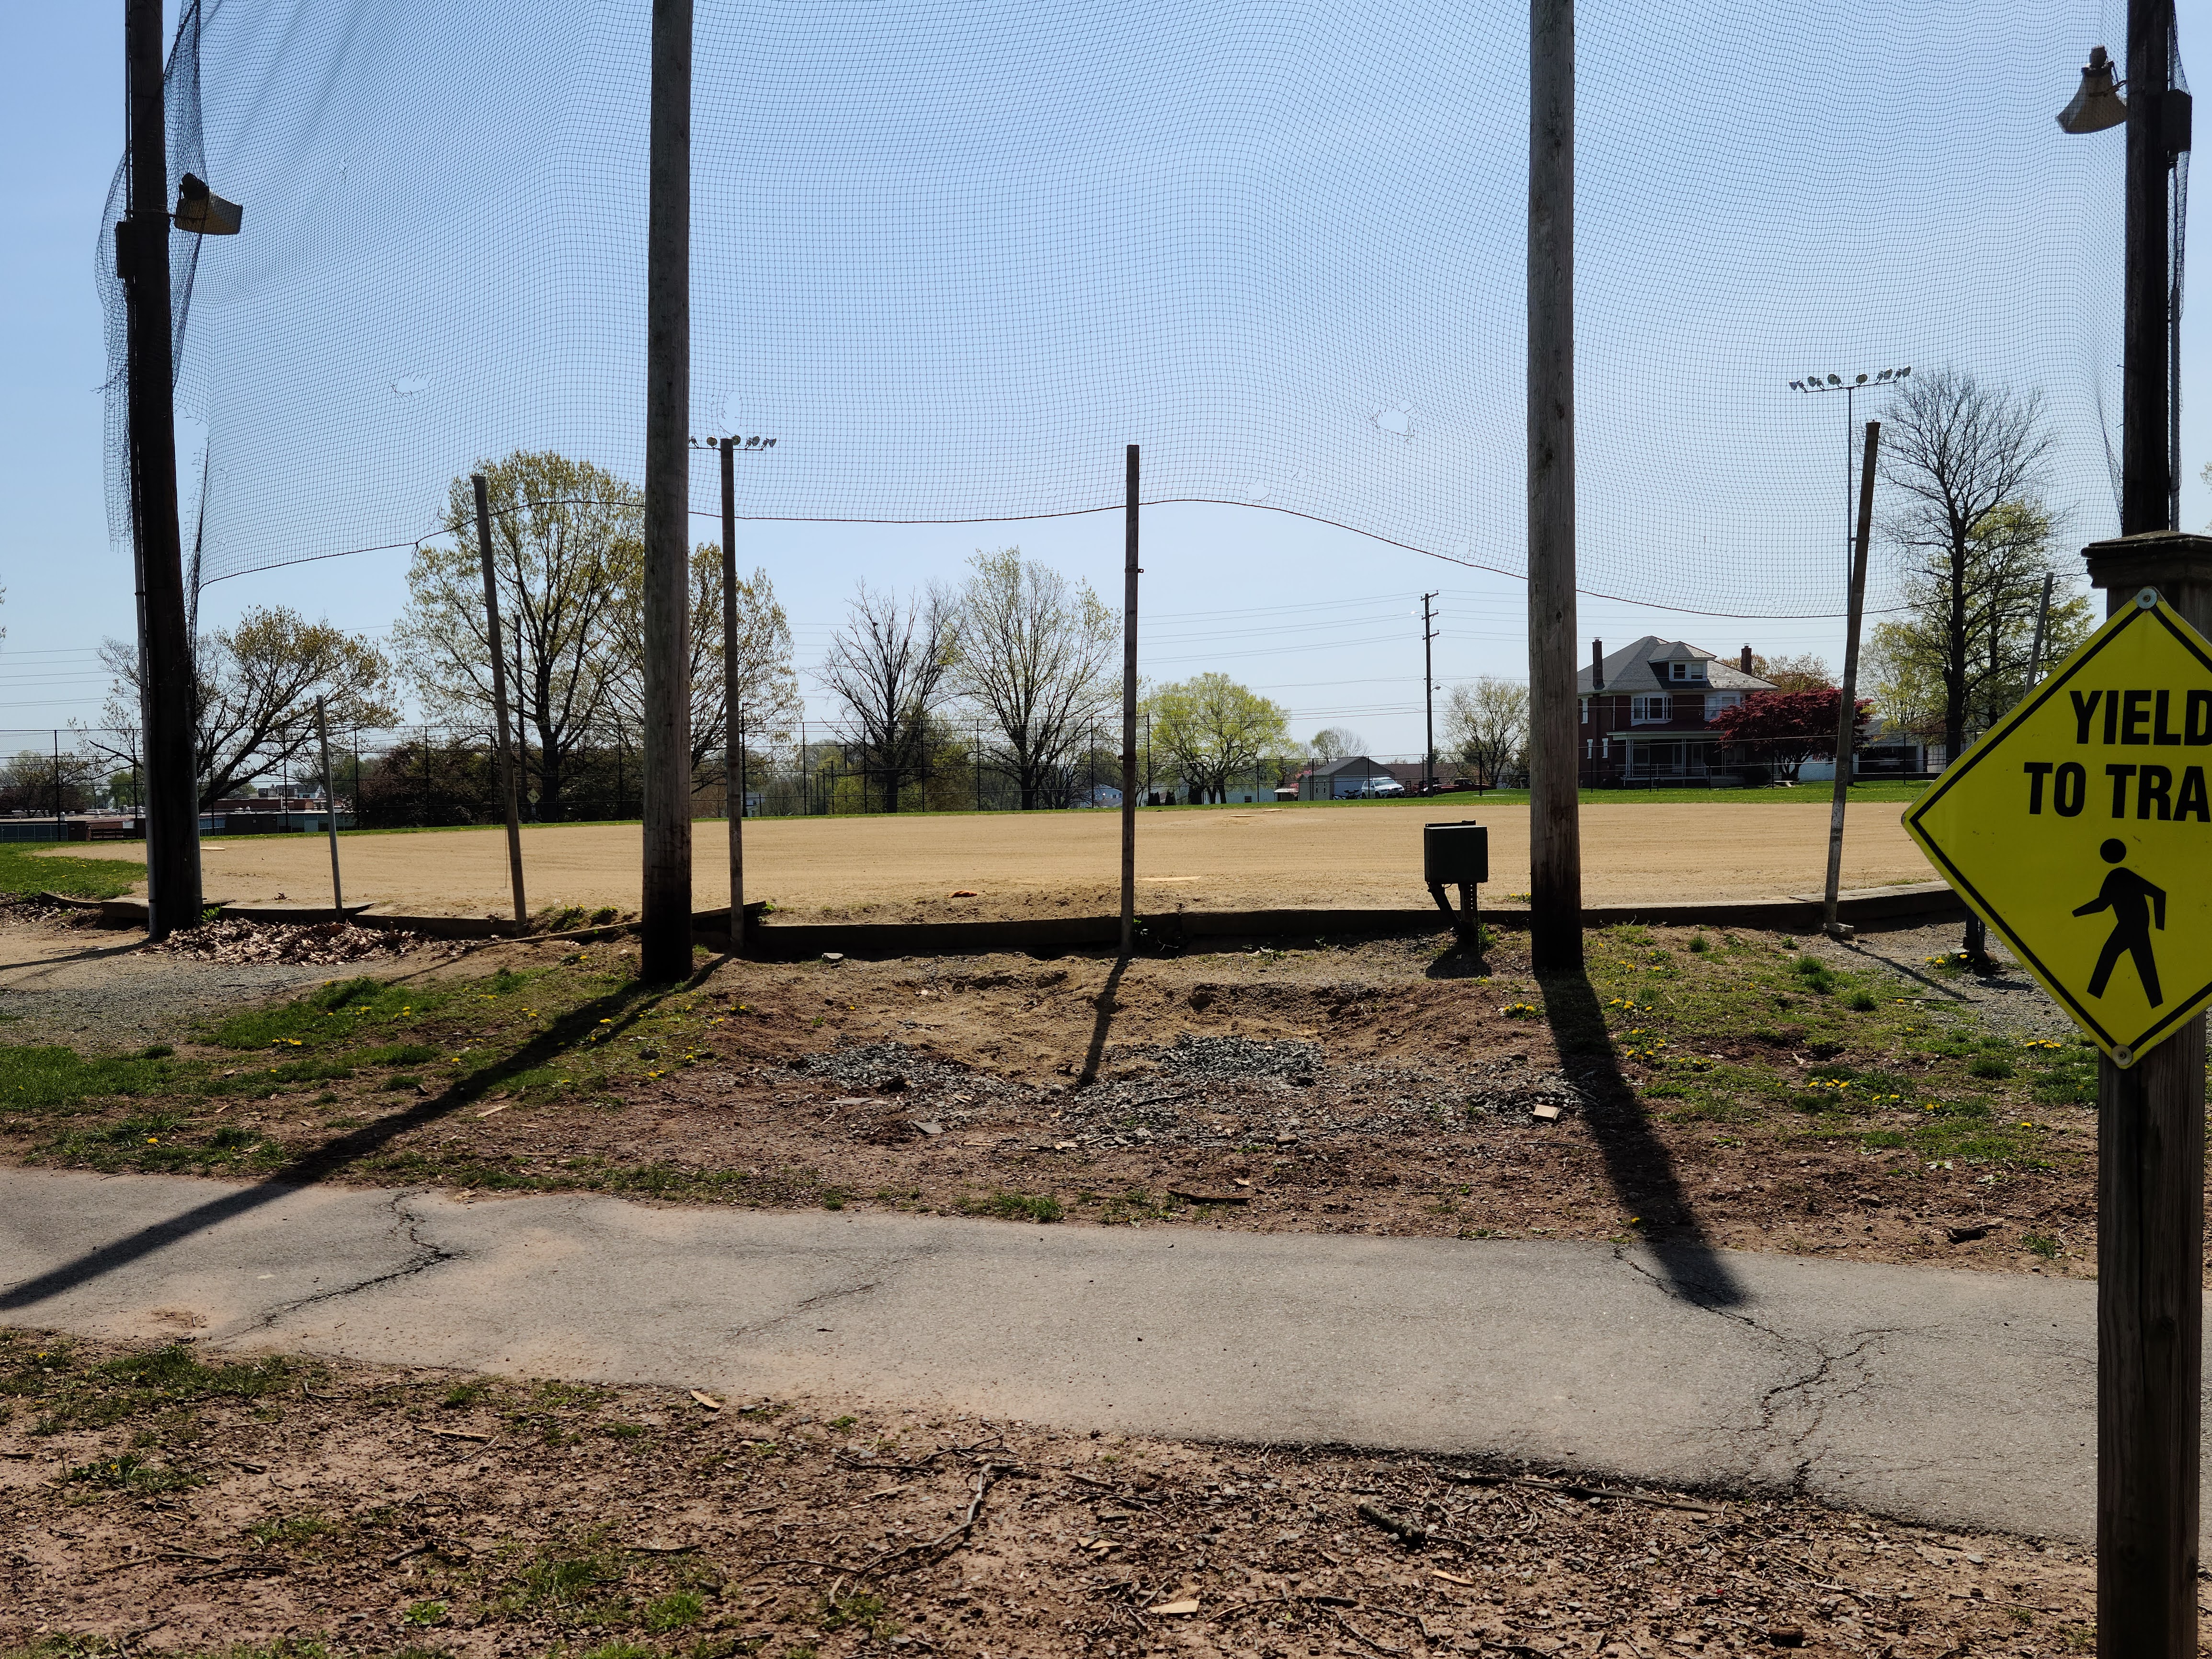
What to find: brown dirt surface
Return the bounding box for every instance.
[43,801,1937,921]
[0,1326,2095,1659]
[3,920,2113,1281]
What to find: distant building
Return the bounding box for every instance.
[1576,638,1776,785]
[1297,756,1403,799]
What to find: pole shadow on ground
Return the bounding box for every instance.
[1075,955,1130,1086]
[1537,965,1747,1309]
[0,960,718,1312]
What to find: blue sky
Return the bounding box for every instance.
[2,0,2198,760]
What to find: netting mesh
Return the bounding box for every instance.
[107,0,2147,616]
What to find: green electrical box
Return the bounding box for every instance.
[1423,820,1489,886]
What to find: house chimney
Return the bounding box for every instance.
[1739,644,1753,674]
[1591,638,1604,690]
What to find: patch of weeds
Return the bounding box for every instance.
[816,1589,898,1638]
[646,1590,708,1631]
[1686,933,1710,953]
[818,1186,848,1211]
[0,1044,193,1118]
[2023,1231,2062,1260]
[603,1421,649,1440]
[1968,1055,2016,1080]
[1842,990,1879,1012]
[401,1602,450,1628]
[963,1190,1063,1223]
[33,1344,301,1433]
[441,1380,490,1409]
[362,1043,443,1067]
[1791,955,1837,994]
[829,1415,857,1430]
[580,1644,655,1659]
[508,1546,626,1615]
[382,1073,424,1092]
[246,1511,331,1547]
[62,1452,201,1495]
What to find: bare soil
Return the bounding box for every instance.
[44,802,1936,922]
[0,1327,2096,1659]
[0,913,2112,1281]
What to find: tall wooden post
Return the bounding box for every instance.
[1822,420,1879,934]
[2125,0,2176,536]
[2080,541,2207,1659]
[315,697,345,918]
[722,438,745,953]
[1120,445,1140,957]
[472,474,529,931]
[640,0,695,981]
[123,0,202,938]
[1421,591,1439,792]
[1526,0,1580,970]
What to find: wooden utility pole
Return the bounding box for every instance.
[640,0,695,981]
[721,438,745,953]
[1420,592,1440,792]
[1822,420,1879,935]
[1120,445,1140,958]
[1526,0,1580,970]
[314,697,345,918]
[472,474,529,931]
[123,0,202,939]
[2091,0,2195,1641]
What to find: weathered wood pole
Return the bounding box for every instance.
[1120,444,1140,958]
[123,0,202,938]
[2080,537,2208,1658]
[721,437,744,953]
[1822,420,1879,934]
[640,0,695,980]
[314,697,345,918]
[472,473,529,931]
[1526,0,1580,970]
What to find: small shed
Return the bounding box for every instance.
[1298,756,1400,800]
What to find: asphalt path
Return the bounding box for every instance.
[0,1167,2152,1545]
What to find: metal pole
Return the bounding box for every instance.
[639,0,695,980]
[315,697,345,917]
[472,473,529,931]
[1120,443,1140,957]
[2025,571,2056,687]
[1421,591,1438,792]
[1527,0,1580,971]
[2125,0,2175,537]
[721,437,744,953]
[123,0,202,936]
[1823,420,1880,936]
[52,730,61,831]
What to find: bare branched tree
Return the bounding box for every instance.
[103,606,396,808]
[951,548,1119,810]
[1878,367,2058,762]
[394,451,635,821]
[604,541,803,773]
[821,581,958,812]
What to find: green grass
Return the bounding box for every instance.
[1530,925,2091,1173]
[961,1190,1064,1223]
[9,1339,306,1433]
[0,844,144,900]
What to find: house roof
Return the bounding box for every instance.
[1576,636,1776,695]
[1311,754,1391,777]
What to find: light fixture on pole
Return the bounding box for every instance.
[1787,367,1910,579]
[2056,45,2128,134]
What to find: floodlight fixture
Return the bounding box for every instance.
[2056,45,2128,135]
[171,172,242,235]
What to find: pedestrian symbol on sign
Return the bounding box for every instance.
[2074,838,2166,1005]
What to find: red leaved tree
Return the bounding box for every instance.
[1709,688,1870,783]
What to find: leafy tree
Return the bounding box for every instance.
[0,750,97,816]
[1441,677,1529,787]
[1145,674,1290,802]
[354,736,493,829]
[1308,726,1365,761]
[603,540,802,775]
[821,581,959,812]
[1865,566,2092,748]
[395,451,635,821]
[1709,687,1869,782]
[1747,652,1834,692]
[952,547,1119,810]
[1879,368,2058,762]
[103,606,395,809]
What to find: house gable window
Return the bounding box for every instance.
[1631,693,1669,724]
[1667,659,1707,683]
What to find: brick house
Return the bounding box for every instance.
[1576,638,1777,784]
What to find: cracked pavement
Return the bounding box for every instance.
[0,1166,2163,1546]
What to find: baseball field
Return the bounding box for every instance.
[47,797,1938,920]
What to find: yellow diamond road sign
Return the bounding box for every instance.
[1904,588,2212,1068]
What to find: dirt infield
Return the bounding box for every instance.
[49,799,1936,920]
